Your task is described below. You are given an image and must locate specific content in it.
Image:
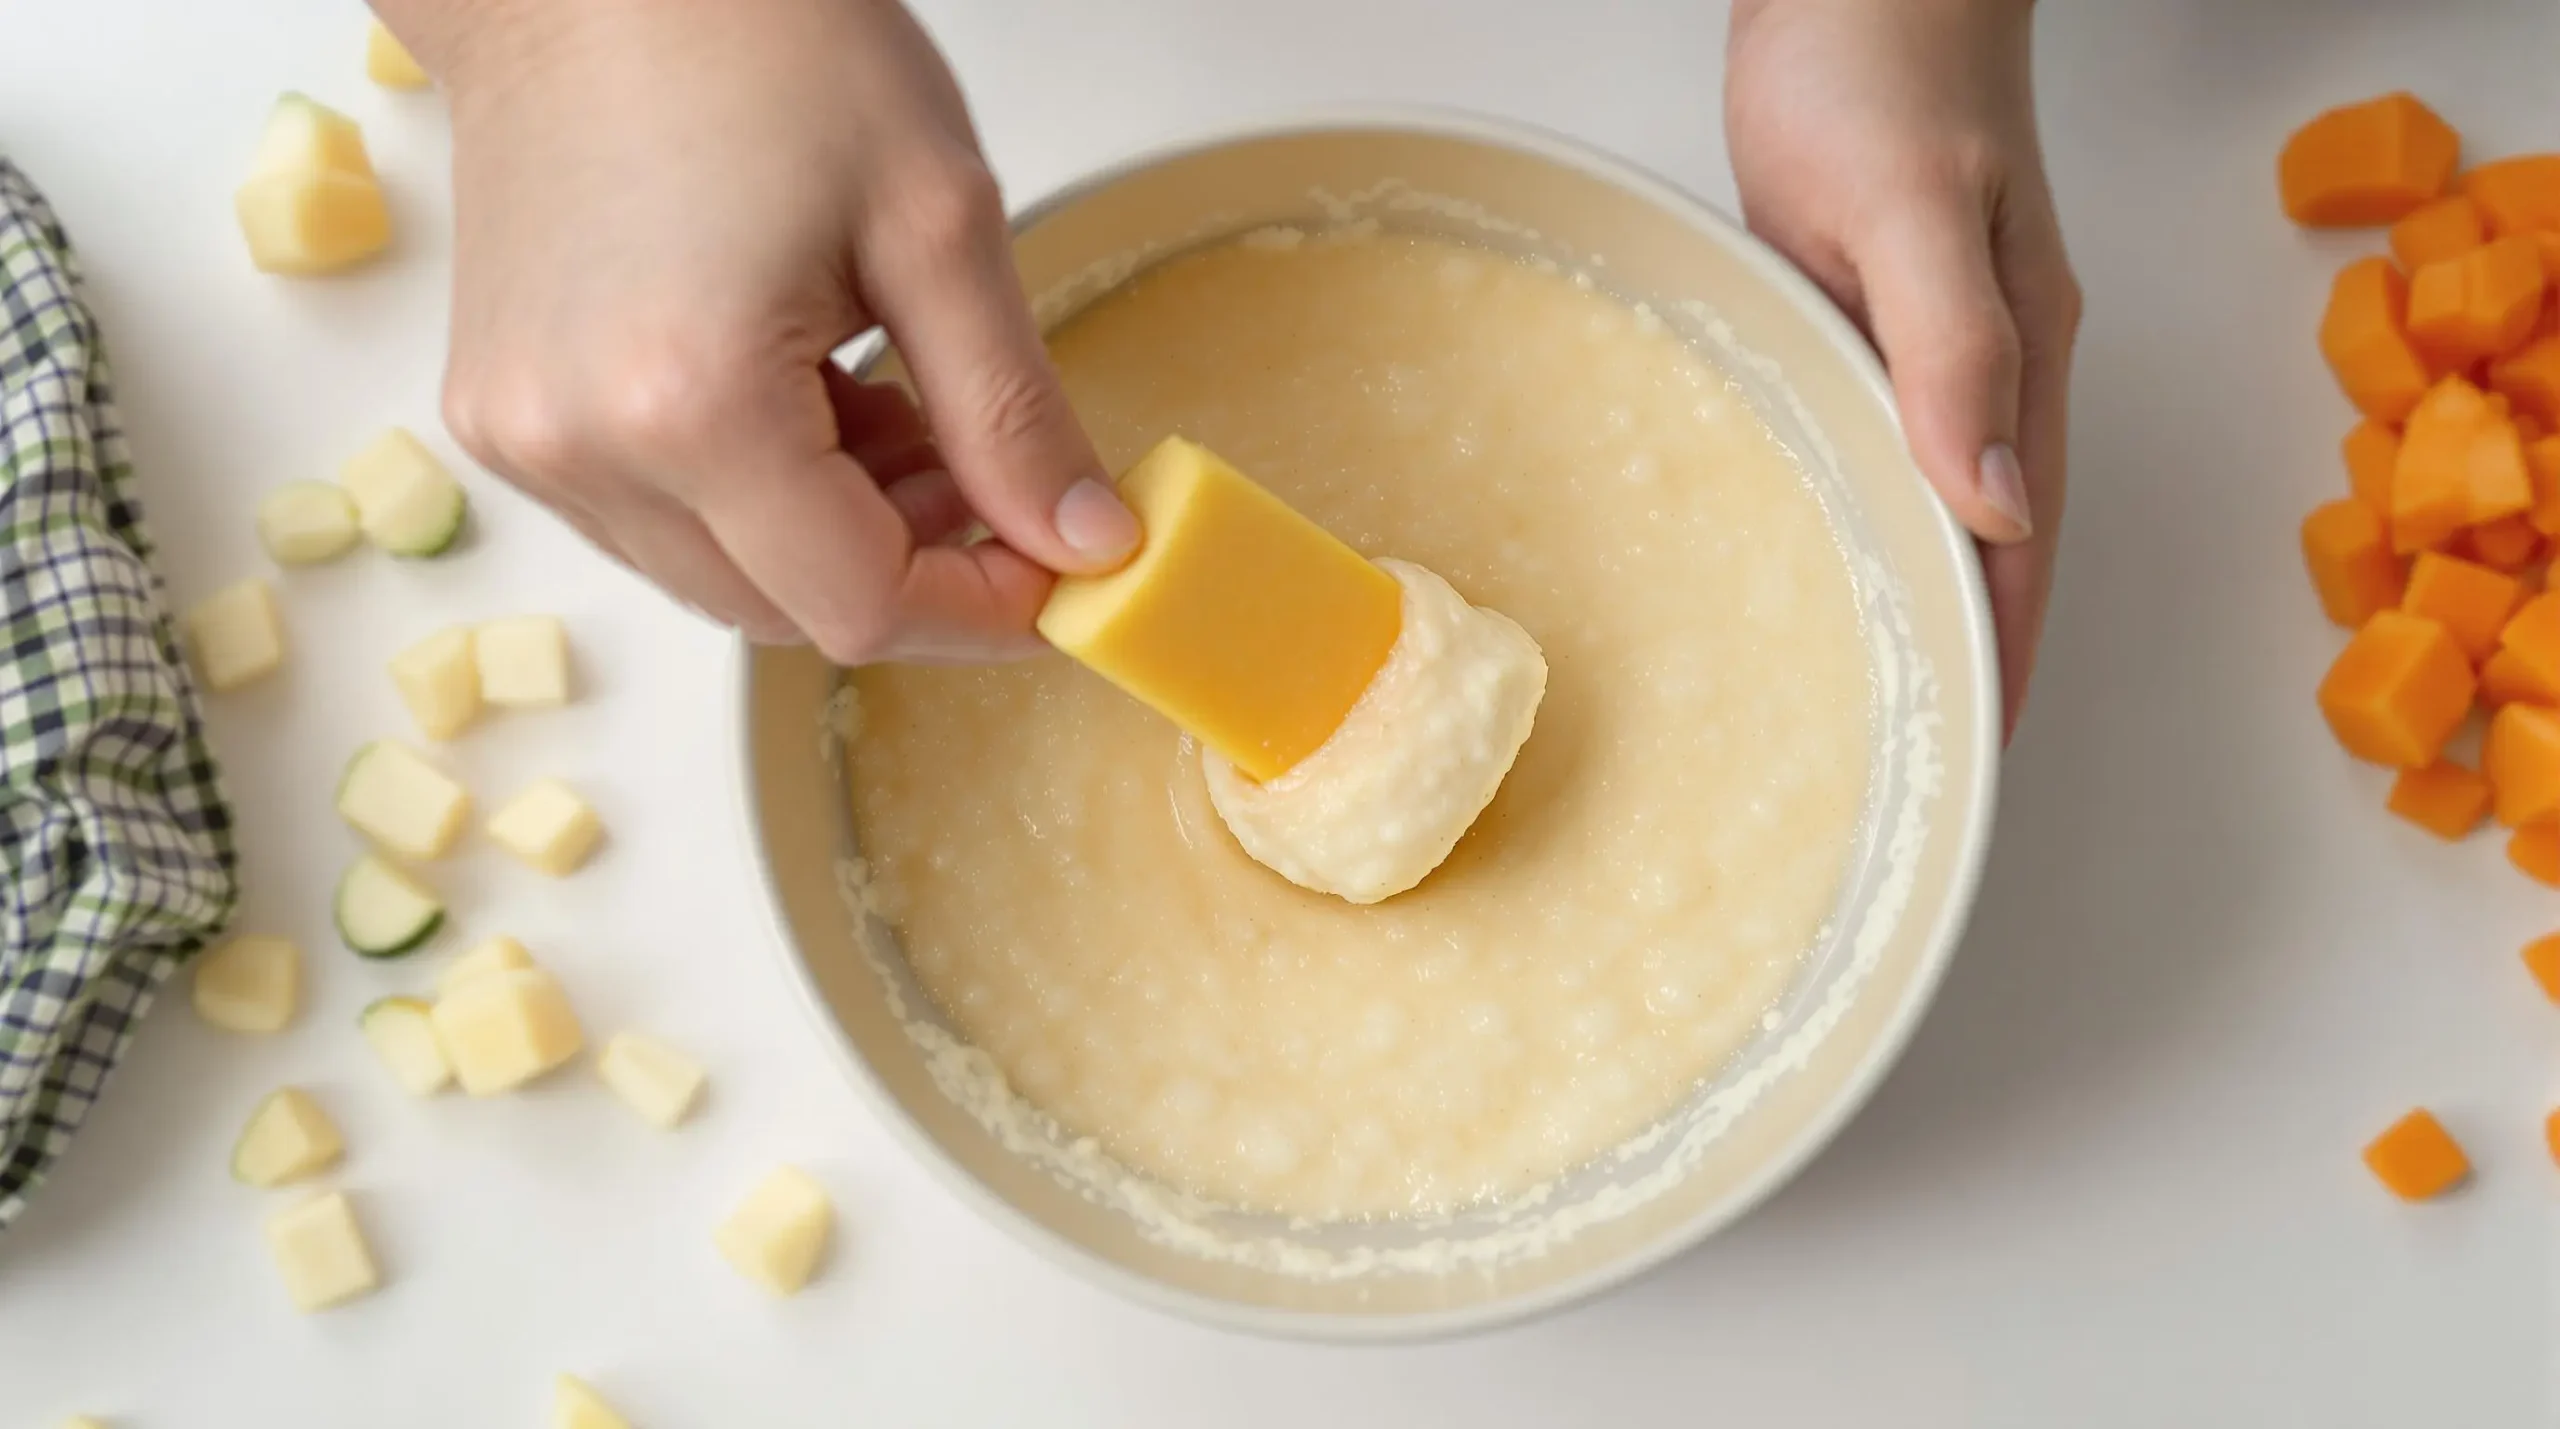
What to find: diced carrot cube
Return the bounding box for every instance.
[2461,514,2541,572]
[2546,1109,2560,1169]
[2460,153,2560,237]
[2520,933,2560,1004]
[2489,703,2560,825]
[2402,551,2523,658]
[2317,610,2477,766]
[2490,336,2560,429]
[2281,94,2461,228]
[2323,258,2433,425]
[2466,414,2533,525]
[2406,238,2548,373]
[2394,375,2497,550]
[2361,1109,2469,1200]
[2499,590,2560,690]
[2389,194,2486,270]
[2386,760,2491,839]
[2526,436,2560,535]
[2343,419,2399,516]
[2521,415,2550,445]
[2301,500,2405,627]
[2513,821,2560,886]
[2481,647,2560,707]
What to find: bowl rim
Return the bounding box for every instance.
[733,103,2003,1343]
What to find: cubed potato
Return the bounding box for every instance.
[437,935,535,996]
[183,579,285,692]
[598,1031,706,1129]
[475,615,571,706]
[231,1088,344,1187]
[336,740,471,859]
[389,626,482,741]
[715,1166,832,1295]
[487,779,602,875]
[266,1190,381,1312]
[191,934,301,1034]
[432,967,584,1095]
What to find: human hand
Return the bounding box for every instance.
[372,0,1138,663]
[1725,0,2080,737]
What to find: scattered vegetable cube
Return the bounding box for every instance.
[488,778,603,876]
[598,1032,707,1130]
[2279,92,2459,228]
[432,967,585,1095]
[2385,761,2490,840]
[182,578,285,692]
[361,997,452,1096]
[341,428,467,557]
[334,855,445,958]
[265,1189,381,1312]
[2400,551,2522,659]
[2510,822,2560,887]
[475,615,571,707]
[231,1088,344,1188]
[438,935,536,996]
[389,626,482,741]
[2301,500,2404,628]
[256,481,362,566]
[554,1375,633,1429]
[191,934,301,1034]
[2317,610,2474,767]
[234,93,390,275]
[2361,1109,2469,1200]
[365,20,431,90]
[336,740,471,859]
[715,1166,832,1296]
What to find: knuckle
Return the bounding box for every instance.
[963,359,1072,457]
[810,610,895,667]
[444,372,581,486]
[598,340,735,466]
[873,156,1007,268]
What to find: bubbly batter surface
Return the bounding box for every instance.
[848,230,1871,1219]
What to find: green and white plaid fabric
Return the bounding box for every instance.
[0,159,237,1231]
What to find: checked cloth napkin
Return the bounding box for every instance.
[0,158,238,1232]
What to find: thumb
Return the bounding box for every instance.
[861,167,1139,575]
[1857,200,2034,545]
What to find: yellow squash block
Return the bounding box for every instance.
[1038,438,1403,781]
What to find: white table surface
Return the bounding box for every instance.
[2,1,2553,1424]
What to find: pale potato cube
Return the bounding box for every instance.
[235,168,390,275]
[715,1166,832,1295]
[251,92,375,179]
[487,779,603,875]
[182,578,284,692]
[256,481,361,565]
[432,967,584,1095]
[361,997,451,1095]
[192,934,301,1034]
[554,1374,632,1429]
[598,1031,706,1129]
[60,1417,110,1429]
[438,935,535,996]
[336,740,471,859]
[365,20,432,90]
[266,1190,380,1312]
[389,626,482,740]
[475,615,571,706]
[231,1087,344,1187]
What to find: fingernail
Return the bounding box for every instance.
[1978,443,2033,540]
[1053,479,1141,566]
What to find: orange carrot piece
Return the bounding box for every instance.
[2462,514,2542,572]
[2521,934,2560,1004]
[2406,238,2549,373]
[2402,550,2523,658]
[2500,590,2560,690]
[2481,647,2560,706]
[2393,375,2496,550]
[2389,193,2486,269]
[2466,411,2534,525]
[2343,419,2399,515]
[2525,435,2560,535]
[2513,821,2560,886]
[2488,703,2560,825]
[2461,153,2560,237]
[2281,94,2461,227]
[2490,336,2560,429]
[2301,500,2406,627]
[2318,610,2477,766]
[2387,760,2491,839]
[2546,1109,2560,1168]
[2322,258,2433,425]
[2361,1109,2469,1200]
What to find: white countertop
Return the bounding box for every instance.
[1,1,2551,1423]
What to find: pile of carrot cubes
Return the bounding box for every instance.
[2284,91,2560,1201]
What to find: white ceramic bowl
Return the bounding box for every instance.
[739,112,2000,1341]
